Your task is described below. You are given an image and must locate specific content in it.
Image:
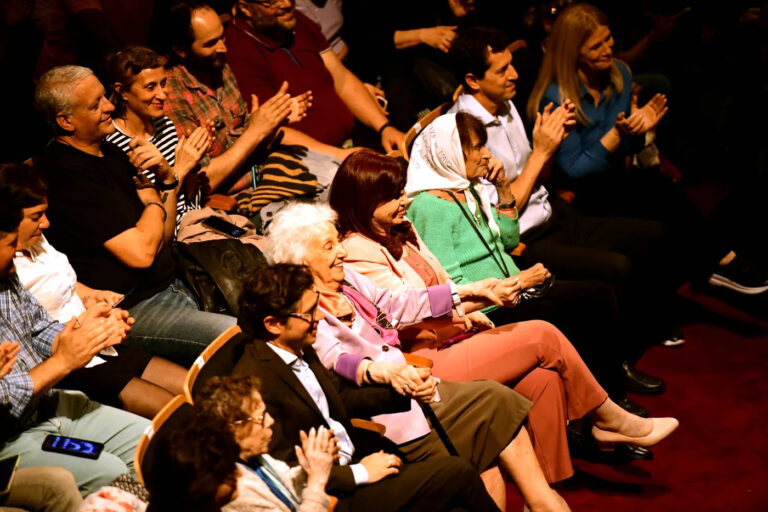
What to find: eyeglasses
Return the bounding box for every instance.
[287,291,320,326]
[233,412,266,427]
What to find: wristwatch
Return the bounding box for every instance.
[155,171,179,191]
[448,281,464,317]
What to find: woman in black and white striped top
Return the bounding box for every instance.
[105,46,210,239]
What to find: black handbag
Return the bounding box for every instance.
[173,239,267,316]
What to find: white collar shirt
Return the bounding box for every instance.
[266,342,369,484]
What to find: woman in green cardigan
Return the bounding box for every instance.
[406,112,663,414]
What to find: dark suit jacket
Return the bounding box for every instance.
[232,339,410,492]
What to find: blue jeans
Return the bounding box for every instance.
[0,391,148,497]
[126,279,236,366]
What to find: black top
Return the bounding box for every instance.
[40,141,175,308]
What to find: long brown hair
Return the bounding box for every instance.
[526,3,625,125]
[329,150,417,260]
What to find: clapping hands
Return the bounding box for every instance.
[296,426,336,488]
[616,88,668,136]
[532,100,576,157]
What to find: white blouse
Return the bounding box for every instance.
[14,235,85,322]
[14,236,113,365]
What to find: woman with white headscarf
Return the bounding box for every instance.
[263,197,679,509]
[406,112,667,415]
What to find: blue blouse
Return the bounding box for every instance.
[540,61,644,181]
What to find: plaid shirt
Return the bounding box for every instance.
[164,63,249,169]
[0,273,63,426]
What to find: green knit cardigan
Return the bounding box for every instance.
[408,190,521,311]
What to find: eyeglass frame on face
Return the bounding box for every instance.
[232,412,266,427]
[286,290,320,327]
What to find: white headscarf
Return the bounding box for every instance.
[405,113,501,237]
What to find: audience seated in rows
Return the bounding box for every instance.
[526,3,768,296]
[226,0,405,156]
[162,2,339,222]
[261,205,680,510]
[3,164,186,418]
[0,197,147,496]
[5,1,760,509]
[230,263,507,511]
[405,112,661,406]
[329,148,681,476]
[446,26,683,353]
[196,375,336,512]
[33,65,236,367]
[105,46,211,238]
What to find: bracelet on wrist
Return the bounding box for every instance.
[146,201,168,222]
[377,121,393,135]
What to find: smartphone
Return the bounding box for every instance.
[0,454,20,496]
[201,215,248,239]
[42,435,104,460]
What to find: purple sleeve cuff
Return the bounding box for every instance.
[427,284,453,318]
[336,353,366,382]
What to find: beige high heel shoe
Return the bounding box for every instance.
[592,417,679,448]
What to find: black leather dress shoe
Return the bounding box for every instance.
[616,444,654,461]
[615,396,649,417]
[622,361,666,394]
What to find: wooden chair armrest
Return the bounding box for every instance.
[328,496,338,512]
[510,242,526,257]
[204,194,237,211]
[350,418,386,437]
[403,353,433,369]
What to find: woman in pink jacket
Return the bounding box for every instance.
[263,200,678,511]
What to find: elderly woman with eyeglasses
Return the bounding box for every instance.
[194,375,336,512]
[262,200,679,511]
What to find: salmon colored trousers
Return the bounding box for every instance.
[411,319,608,483]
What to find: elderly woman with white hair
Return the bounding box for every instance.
[265,202,577,511]
[264,200,682,511]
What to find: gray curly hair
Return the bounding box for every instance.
[264,202,338,265]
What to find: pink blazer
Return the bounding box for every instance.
[313,267,452,445]
[341,232,451,293]
[342,233,468,347]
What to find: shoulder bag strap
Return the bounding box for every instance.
[444,190,511,278]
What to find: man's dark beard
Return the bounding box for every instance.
[184,52,227,88]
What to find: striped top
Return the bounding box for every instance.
[106,116,201,232]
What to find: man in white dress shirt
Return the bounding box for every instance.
[447,27,676,389]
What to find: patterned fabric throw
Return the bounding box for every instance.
[235,145,319,216]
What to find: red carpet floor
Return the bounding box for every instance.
[505,316,768,511]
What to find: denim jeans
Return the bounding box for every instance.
[0,391,148,497]
[126,279,237,367]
